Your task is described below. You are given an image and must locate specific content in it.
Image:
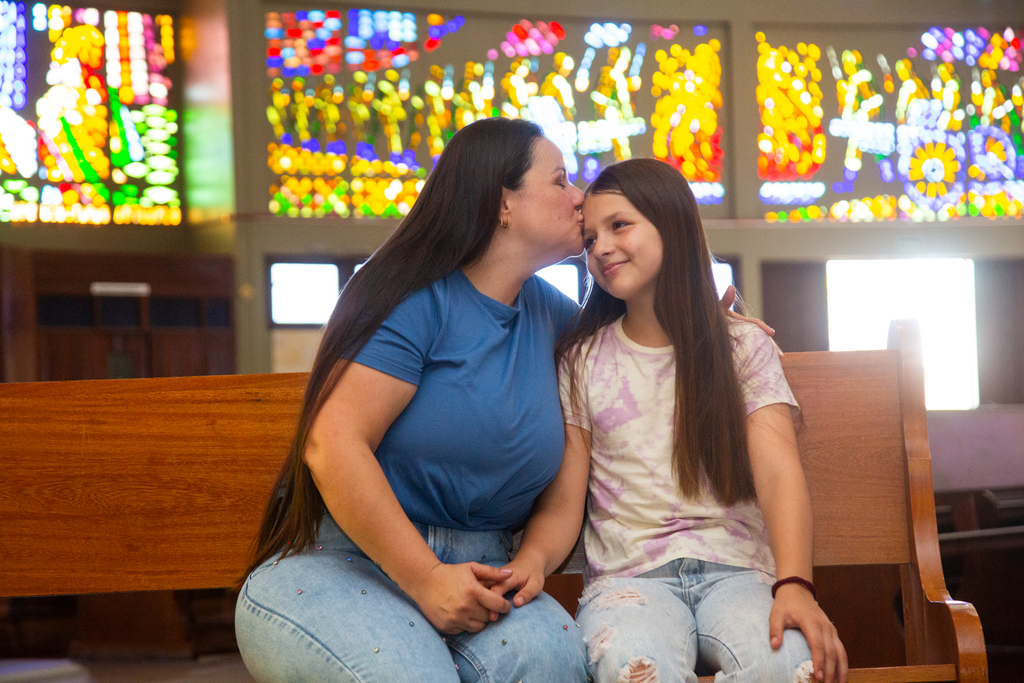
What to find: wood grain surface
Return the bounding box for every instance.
[0,373,304,596]
[782,348,911,566]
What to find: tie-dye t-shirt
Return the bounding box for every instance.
[559,317,799,583]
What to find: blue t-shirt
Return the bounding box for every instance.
[352,269,579,531]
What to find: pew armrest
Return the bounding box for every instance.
[889,320,987,683]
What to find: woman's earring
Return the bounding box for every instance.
[499,217,510,229]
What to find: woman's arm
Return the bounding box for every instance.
[490,423,592,606]
[748,403,847,683]
[305,360,513,634]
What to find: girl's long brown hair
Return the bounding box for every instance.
[243,118,545,580]
[556,158,755,505]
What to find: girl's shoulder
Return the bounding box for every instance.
[726,317,766,339]
[727,318,776,351]
[580,318,621,353]
[727,318,785,377]
[559,320,618,373]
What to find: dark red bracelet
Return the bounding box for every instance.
[771,576,816,600]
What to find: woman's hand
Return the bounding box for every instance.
[408,562,513,634]
[489,549,547,608]
[720,285,776,338]
[770,584,848,683]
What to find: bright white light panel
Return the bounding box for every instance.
[537,264,581,303]
[826,258,978,410]
[270,262,341,325]
[712,262,734,300]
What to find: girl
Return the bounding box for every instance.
[491,159,848,683]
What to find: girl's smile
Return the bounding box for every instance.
[600,260,626,278]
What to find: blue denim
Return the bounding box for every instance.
[235,515,589,683]
[577,559,813,683]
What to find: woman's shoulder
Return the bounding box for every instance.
[399,270,471,308]
[378,276,450,332]
[524,273,578,305]
[524,274,580,327]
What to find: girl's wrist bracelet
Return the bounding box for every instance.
[771,576,816,600]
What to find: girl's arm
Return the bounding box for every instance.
[748,403,848,683]
[305,361,513,634]
[489,423,592,606]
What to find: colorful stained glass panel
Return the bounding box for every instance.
[756,26,1024,223]
[0,3,181,226]
[264,10,729,219]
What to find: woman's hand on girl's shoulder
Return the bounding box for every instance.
[488,548,547,608]
[770,583,848,683]
[408,562,513,634]
[720,285,777,339]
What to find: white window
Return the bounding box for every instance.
[537,264,581,303]
[712,262,734,300]
[270,263,340,325]
[826,258,978,410]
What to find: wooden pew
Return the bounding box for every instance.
[0,320,986,682]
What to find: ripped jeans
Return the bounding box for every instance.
[577,558,813,683]
[235,515,589,683]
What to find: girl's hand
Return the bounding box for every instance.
[488,550,547,608]
[408,562,513,634]
[720,285,776,338]
[770,584,848,683]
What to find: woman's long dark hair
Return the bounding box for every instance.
[243,118,545,579]
[556,158,755,505]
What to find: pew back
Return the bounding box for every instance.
[0,321,987,682]
[0,372,302,596]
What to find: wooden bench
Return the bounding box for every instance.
[0,320,986,682]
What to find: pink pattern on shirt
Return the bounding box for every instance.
[593,376,643,431]
[559,317,798,583]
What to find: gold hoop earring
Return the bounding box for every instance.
[499,218,510,230]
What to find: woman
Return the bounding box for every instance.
[235,118,591,682]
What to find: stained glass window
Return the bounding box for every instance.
[0,2,180,226]
[756,27,1023,223]
[264,10,729,219]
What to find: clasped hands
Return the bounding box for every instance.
[406,549,547,635]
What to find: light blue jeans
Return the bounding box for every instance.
[577,559,814,683]
[235,515,589,683]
